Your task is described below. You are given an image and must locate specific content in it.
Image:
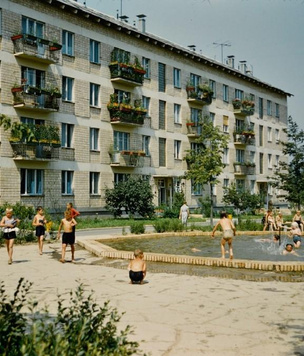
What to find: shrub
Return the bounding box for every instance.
[237,219,263,231]
[130,221,145,234]
[0,278,142,356]
[152,218,184,233]
[169,219,184,232]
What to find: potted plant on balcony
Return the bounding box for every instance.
[11,32,23,41]
[49,39,62,51]
[186,120,195,127]
[198,84,213,98]
[232,98,242,109]
[133,57,146,74]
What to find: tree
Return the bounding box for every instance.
[222,184,262,214]
[105,176,155,218]
[270,116,304,209]
[184,115,229,226]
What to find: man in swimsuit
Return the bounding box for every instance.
[128,249,147,284]
[57,210,77,263]
[211,211,236,259]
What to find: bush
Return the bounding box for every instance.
[152,218,184,233]
[0,278,142,356]
[130,221,145,234]
[237,219,263,231]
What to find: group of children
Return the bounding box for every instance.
[0,203,80,265]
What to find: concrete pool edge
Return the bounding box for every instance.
[77,231,304,272]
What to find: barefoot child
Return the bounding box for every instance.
[0,208,20,264]
[57,210,77,263]
[32,206,47,255]
[211,211,236,259]
[128,249,147,284]
[288,222,302,248]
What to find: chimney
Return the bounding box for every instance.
[238,60,247,74]
[226,55,235,69]
[137,14,146,33]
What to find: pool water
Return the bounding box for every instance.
[101,234,304,262]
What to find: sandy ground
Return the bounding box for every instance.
[1,237,304,356]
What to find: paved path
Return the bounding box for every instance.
[1,229,304,356]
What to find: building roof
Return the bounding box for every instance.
[42,0,292,97]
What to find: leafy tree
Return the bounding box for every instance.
[163,191,185,218]
[222,184,262,214]
[105,177,155,218]
[270,116,304,209]
[184,115,229,225]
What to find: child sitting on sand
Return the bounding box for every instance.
[128,249,147,284]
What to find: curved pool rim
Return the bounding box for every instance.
[77,231,304,272]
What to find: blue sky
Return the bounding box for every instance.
[85,0,304,131]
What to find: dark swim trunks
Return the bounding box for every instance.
[62,232,75,245]
[129,270,144,283]
[36,225,45,237]
[293,235,301,244]
[3,231,16,240]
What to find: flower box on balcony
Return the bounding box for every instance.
[11,34,23,41]
[186,122,195,126]
[49,42,62,51]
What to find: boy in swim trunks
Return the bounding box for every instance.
[288,222,302,248]
[57,210,77,263]
[211,211,236,259]
[128,249,147,284]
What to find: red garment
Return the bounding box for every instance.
[70,208,80,218]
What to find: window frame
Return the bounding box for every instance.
[61,171,74,195]
[61,123,74,148]
[62,30,74,56]
[90,172,100,195]
[90,83,100,107]
[173,68,181,88]
[21,169,43,196]
[90,39,100,64]
[62,76,74,102]
[90,128,99,151]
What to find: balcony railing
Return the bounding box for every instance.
[12,86,61,111]
[234,163,256,175]
[110,150,146,167]
[109,62,146,85]
[232,99,255,116]
[233,132,256,145]
[107,99,147,125]
[10,142,60,160]
[186,123,202,137]
[11,34,61,64]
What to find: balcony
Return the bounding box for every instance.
[11,85,61,112]
[11,34,61,64]
[186,122,202,137]
[232,98,255,116]
[233,132,256,145]
[109,62,146,86]
[234,162,256,175]
[186,84,213,106]
[110,150,146,167]
[10,142,60,161]
[107,96,147,125]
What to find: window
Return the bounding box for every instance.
[22,67,45,88]
[114,89,130,104]
[275,103,280,118]
[62,30,74,56]
[142,57,150,78]
[62,76,74,101]
[267,127,272,142]
[114,173,129,183]
[223,84,229,102]
[0,10,2,36]
[112,48,130,63]
[249,180,255,194]
[249,151,255,164]
[210,112,215,126]
[22,16,43,37]
[275,155,280,168]
[259,97,263,118]
[90,83,100,107]
[174,104,181,124]
[268,154,272,169]
[191,181,202,195]
[114,131,130,151]
[62,171,74,195]
[190,73,200,88]
[191,142,202,153]
[267,100,272,116]
[173,68,181,88]
[142,96,150,116]
[259,125,263,146]
[259,153,264,174]
[190,108,202,135]
[159,100,166,129]
[275,129,280,143]
[223,115,229,133]
[223,148,229,165]
[90,128,99,151]
[159,138,166,167]
[235,118,245,132]
[21,117,44,126]
[236,149,245,163]
[21,169,43,195]
[174,140,181,159]
[209,80,216,98]
[90,40,100,64]
[235,179,245,192]
[90,172,99,195]
[223,179,229,188]
[142,135,150,156]
[61,123,74,148]
[235,89,244,100]
[158,63,166,92]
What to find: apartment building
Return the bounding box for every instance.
[0,0,290,213]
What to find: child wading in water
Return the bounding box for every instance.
[57,210,77,263]
[32,206,47,255]
[211,211,236,259]
[128,249,147,284]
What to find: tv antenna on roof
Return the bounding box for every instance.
[213,41,231,63]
